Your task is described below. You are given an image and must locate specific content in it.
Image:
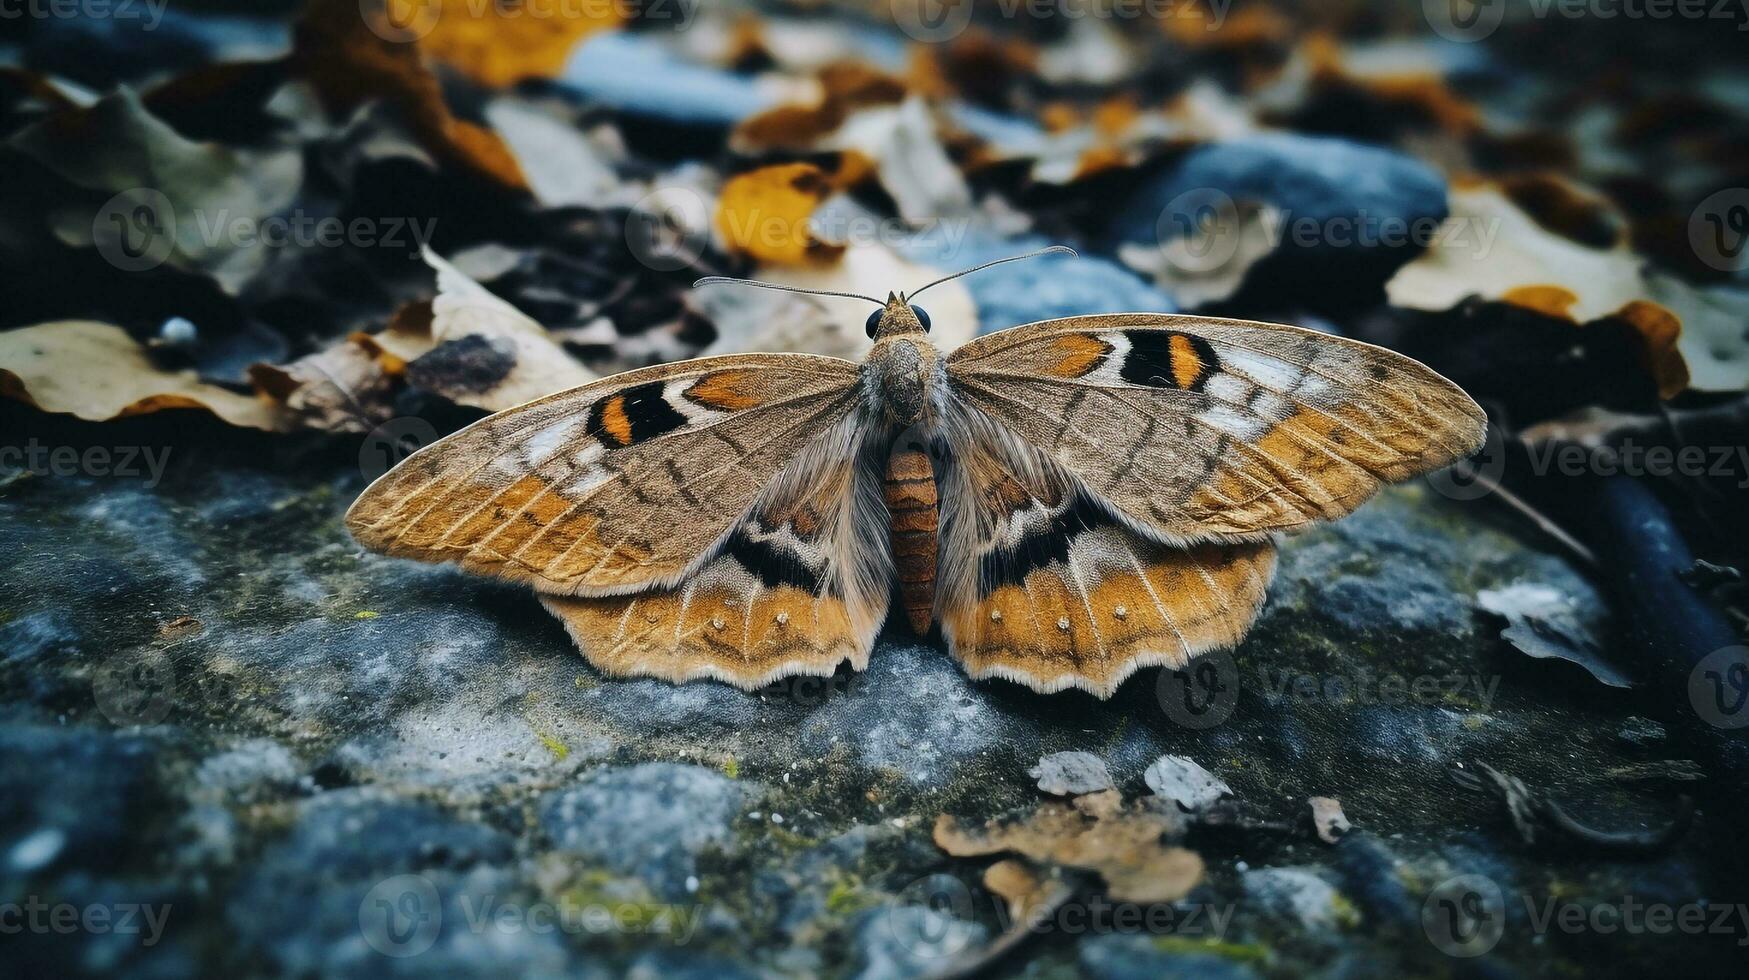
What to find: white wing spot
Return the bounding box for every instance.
[775,612,790,626]
[1220,347,1302,391]
[1113,605,1128,619]
[1056,616,1070,631]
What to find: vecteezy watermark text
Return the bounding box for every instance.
[1,441,171,488]
[0,0,167,29]
[1156,652,1503,729]
[1525,439,1749,489]
[357,875,703,957]
[0,898,171,947]
[1424,874,1749,957]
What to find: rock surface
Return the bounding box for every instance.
[0,405,1734,977]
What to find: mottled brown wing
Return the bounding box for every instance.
[345,353,863,595]
[934,402,1276,697]
[539,412,894,688]
[946,313,1486,542]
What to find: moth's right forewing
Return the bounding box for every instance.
[345,353,864,595]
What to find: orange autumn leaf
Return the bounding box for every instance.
[715,163,848,266]
[403,0,623,87]
[1501,284,1580,321]
[1613,300,1690,400]
[297,0,527,190]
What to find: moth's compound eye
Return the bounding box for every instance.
[865,309,882,338]
[912,306,931,332]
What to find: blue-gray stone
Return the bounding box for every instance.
[540,763,747,900]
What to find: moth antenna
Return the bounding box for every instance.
[692,276,885,306]
[905,245,1077,300]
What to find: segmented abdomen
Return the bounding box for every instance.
[884,436,938,635]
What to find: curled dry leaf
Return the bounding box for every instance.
[733,63,970,226]
[0,321,290,432]
[982,858,1051,922]
[248,337,392,432]
[254,251,595,428]
[1307,796,1351,844]
[933,792,1203,904]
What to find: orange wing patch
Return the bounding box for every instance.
[595,394,633,446]
[541,568,869,688]
[1044,333,1114,378]
[943,532,1276,698]
[1166,333,1208,390]
[684,370,767,411]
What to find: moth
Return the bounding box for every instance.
[347,247,1486,697]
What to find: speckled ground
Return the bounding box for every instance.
[2,405,1741,978]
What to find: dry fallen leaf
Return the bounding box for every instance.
[249,337,393,433]
[1,321,290,432]
[408,0,623,87]
[1385,184,1726,398]
[934,792,1203,904]
[10,89,303,295]
[982,859,1053,922]
[411,248,596,412]
[715,162,848,266]
[295,0,527,190]
[1477,582,1630,689]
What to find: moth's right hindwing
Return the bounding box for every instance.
[933,402,1277,698]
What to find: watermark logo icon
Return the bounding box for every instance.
[891,0,975,43]
[360,0,440,42]
[360,874,442,957]
[1423,0,1505,42]
[91,647,176,726]
[885,873,977,960]
[1690,188,1749,275]
[360,417,439,482]
[1153,188,1244,275]
[1689,646,1749,730]
[1426,419,1504,501]
[1156,650,1239,729]
[1423,874,1506,957]
[624,187,712,273]
[93,188,176,273]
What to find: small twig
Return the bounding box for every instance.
[1452,460,1600,570]
[1449,762,1693,855]
[1536,794,1695,853]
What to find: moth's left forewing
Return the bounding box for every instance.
[945,313,1487,542]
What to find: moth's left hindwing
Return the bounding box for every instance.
[347,354,893,687]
